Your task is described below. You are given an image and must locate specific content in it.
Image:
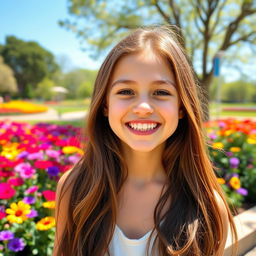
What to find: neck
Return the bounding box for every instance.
[122,144,167,186]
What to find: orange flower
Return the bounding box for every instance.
[217,178,225,185]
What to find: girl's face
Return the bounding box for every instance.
[106,51,182,153]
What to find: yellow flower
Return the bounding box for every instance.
[217,178,225,185]
[229,147,241,153]
[62,146,83,155]
[229,176,241,190]
[224,130,233,136]
[212,142,224,149]
[36,217,55,231]
[6,201,31,224]
[247,138,256,144]
[43,201,55,209]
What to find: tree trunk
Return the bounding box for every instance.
[198,72,214,122]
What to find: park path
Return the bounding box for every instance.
[0,108,87,121]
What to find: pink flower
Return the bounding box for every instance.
[8,177,24,186]
[14,162,31,173]
[42,190,56,201]
[0,183,16,199]
[27,151,44,161]
[15,163,35,179]
[45,149,60,159]
[25,186,39,194]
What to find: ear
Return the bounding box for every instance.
[179,109,184,119]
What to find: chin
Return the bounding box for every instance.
[125,142,163,153]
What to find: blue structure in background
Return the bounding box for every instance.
[213,56,220,77]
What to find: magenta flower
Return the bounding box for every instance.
[20,167,35,179]
[8,177,24,186]
[0,183,16,199]
[25,185,39,194]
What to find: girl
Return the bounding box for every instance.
[53,26,237,256]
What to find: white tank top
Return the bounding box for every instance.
[108,225,158,256]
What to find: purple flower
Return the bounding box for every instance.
[23,196,36,204]
[229,157,240,169]
[8,238,25,252]
[27,151,44,160]
[17,151,29,159]
[226,152,233,157]
[0,230,14,241]
[47,166,60,176]
[236,188,248,196]
[27,209,38,218]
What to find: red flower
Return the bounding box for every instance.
[34,160,53,169]
[42,190,56,201]
[0,211,6,220]
[0,183,16,199]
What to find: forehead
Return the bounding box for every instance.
[110,51,176,85]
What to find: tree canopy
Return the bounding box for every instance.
[0,36,59,98]
[0,56,17,94]
[60,0,256,119]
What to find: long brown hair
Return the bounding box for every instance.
[55,25,237,256]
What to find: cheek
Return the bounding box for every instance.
[108,99,130,120]
[159,101,179,117]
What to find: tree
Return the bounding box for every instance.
[0,36,59,98]
[0,56,18,94]
[59,69,97,99]
[34,78,56,101]
[60,0,256,120]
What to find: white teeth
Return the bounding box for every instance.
[128,123,158,131]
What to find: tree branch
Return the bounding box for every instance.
[228,31,256,46]
[221,2,256,50]
[154,0,171,24]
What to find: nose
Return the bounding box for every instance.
[133,101,153,116]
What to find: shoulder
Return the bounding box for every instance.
[213,190,229,255]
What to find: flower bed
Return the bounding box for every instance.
[0,119,255,255]
[206,118,256,209]
[0,101,48,115]
[0,121,83,255]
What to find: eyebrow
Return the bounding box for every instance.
[111,79,176,88]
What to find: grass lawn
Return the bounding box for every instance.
[209,102,256,118]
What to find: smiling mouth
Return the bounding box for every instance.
[125,122,161,134]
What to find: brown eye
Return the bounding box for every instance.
[154,90,171,96]
[117,89,134,95]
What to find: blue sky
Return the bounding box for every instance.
[0,0,102,71]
